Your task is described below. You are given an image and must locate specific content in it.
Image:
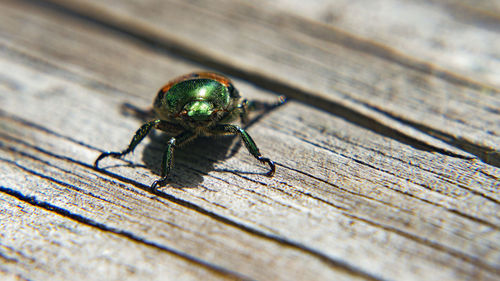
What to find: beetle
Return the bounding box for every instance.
[94,71,282,191]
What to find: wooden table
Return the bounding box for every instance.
[1,0,499,280]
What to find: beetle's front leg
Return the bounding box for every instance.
[94,120,161,168]
[211,124,275,176]
[150,131,196,191]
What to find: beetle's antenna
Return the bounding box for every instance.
[247,95,287,111]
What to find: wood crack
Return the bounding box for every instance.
[360,101,500,168]
[0,186,254,281]
[289,133,500,226]
[278,162,500,266]
[0,251,20,264]
[279,164,500,274]
[342,211,500,275]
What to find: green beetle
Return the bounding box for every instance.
[95,72,281,191]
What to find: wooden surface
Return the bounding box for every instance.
[0,0,498,280]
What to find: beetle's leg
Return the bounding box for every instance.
[238,99,250,125]
[151,131,197,191]
[94,119,161,168]
[210,124,275,176]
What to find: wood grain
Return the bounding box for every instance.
[0,0,499,280]
[0,191,234,281]
[257,0,500,87]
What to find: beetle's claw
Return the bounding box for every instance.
[94,152,122,168]
[258,157,275,177]
[150,178,168,193]
[94,153,107,168]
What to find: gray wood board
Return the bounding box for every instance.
[1,0,499,280]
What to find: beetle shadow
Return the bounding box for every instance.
[141,131,241,188]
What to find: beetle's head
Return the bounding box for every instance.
[183,100,214,121]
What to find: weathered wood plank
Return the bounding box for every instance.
[258,0,500,87]
[39,0,500,167]
[1,0,499,281]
